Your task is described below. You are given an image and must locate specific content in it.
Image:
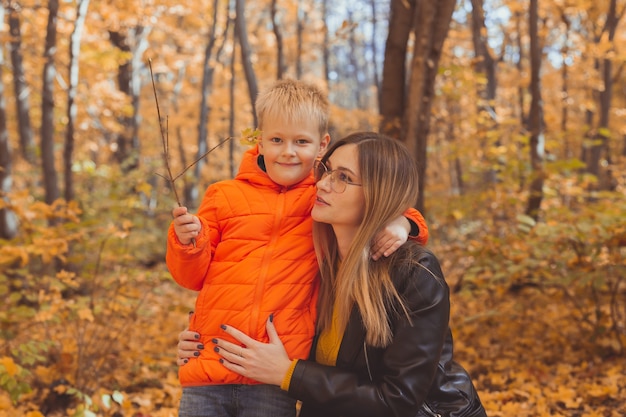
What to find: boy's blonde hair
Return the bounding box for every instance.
[255,79,330,137]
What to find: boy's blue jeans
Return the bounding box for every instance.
[179,384,297,417]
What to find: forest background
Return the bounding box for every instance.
[0,0,624,416]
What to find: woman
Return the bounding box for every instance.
[182,132,487,417]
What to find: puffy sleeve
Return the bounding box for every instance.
[403,207,429,246]
[165,185,223,291]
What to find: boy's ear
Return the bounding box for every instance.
[257,138,264,154]
[318,134,331,157]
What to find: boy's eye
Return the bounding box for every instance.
[296,139,310,145]
[270,137,282,143]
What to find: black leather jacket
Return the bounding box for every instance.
[288,246,487,417]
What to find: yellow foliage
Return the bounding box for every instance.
[239,127,262,146]
[0,357,18,376]
[78,308,95,322]
[0,246,29,266]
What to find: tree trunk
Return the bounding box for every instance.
[296,1,305,79]
[591,0,619,190]
[8,5,35,164]
[270,0,286,79]
[108,26,150,170]
[370,0,381,108]
[64,0,90,202]
[559,11,571,159]
[402,0,455,213]
[321,0,330,86]
[470,0,499,184]
[234,0,258,126]
[194,0,226,207]
[41,0,60,205]
[379,0,415,139]
[514,11,526,128]
[0,5,18,239]
[470,0,496,103]
[347,9,362,108]
[525,0,545,220]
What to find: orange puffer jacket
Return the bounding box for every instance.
[166,145,319,386]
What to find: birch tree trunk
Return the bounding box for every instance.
[108,26,151,170]
[64,0,90,202]
[0,5,18,239]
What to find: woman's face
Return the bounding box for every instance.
[311,144,366,233]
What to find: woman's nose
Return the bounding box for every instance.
[316,174,332,191]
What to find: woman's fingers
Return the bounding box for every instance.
[178,329,200,342]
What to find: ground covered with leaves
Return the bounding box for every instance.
[0,189,624,416]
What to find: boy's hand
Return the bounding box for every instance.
[371,216,410,260]
[172,206,201,245]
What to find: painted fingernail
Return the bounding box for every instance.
[194,351,200,357]
[220,324,226,330]
[214,347,219,352]
[183,359,188,364]
[197,344,204,350]
[211,338,218,344]
[194,333,200,339]
[219,359,224,364]
[269,313,274,323]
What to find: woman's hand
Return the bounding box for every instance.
[177,328,203,366]
[213,316,292,387]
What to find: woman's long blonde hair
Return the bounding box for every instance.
[313,132,419,347]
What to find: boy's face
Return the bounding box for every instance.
[258,113,330,187]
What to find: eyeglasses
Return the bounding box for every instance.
[314,160,362,193]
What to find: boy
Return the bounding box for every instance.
[166,79,428,417]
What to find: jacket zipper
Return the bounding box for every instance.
[363,341,373,381]
[421,402,441,417]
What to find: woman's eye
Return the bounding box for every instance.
[337,171,351,183]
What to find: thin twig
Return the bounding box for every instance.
[149,59,182,207]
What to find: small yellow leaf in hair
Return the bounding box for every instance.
[239,128,262,146]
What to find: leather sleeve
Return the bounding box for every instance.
[288,251,449,417]
[165,185,220,291]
